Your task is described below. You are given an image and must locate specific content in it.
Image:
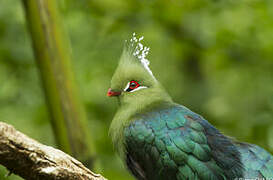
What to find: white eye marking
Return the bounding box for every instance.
[130,86,147,92]
[123,81,147,92]
[124,82,130,91]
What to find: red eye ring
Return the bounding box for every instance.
[129,80,140,90]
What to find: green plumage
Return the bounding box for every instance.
[108,34,273,179]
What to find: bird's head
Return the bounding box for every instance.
[108,34,172,154]
[108,33,172,108]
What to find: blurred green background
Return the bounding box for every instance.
[0,0,273,179]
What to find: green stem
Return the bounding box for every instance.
[22,0,95,168]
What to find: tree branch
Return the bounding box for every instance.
[0,122,106,180]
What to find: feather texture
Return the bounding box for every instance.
[123,104,273,179]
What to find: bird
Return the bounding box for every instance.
[107,33,273,180]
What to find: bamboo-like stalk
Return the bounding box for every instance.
[22,0,95,168]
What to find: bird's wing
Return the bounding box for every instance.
[124,105,243,179]
[236,142,273,178]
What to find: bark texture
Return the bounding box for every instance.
[0,122,106,180]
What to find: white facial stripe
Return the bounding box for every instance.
[130,86,147,92]
[124,82,130,91]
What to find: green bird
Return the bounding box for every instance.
[107,33,273,180]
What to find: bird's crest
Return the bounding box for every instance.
[125,33,155,79]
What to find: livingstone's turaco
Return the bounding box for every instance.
[107,33,273,180]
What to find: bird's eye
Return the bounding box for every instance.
[124,80,147,92]
[128,80,139,91]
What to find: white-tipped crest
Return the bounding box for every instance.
[128,33,155,79]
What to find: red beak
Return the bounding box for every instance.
[107,88,121,97]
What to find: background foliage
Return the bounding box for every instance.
[0,0,272,179]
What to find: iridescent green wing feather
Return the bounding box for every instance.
[124,104,244,180]
[236,142,273,178]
